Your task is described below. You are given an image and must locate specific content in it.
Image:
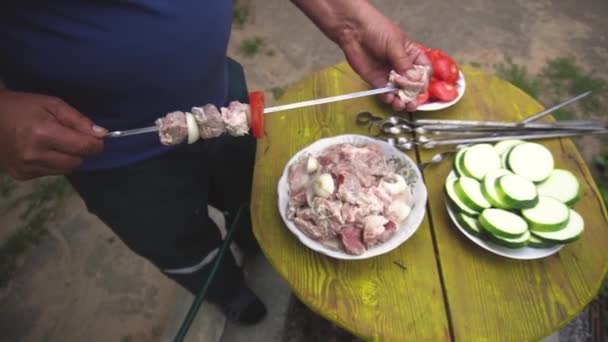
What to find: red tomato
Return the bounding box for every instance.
[432,55,460,84]
[248,91,265,138]
[425,48,446,63]
[428,80,458,102]
[417,90,430,104]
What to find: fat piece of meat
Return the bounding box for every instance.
[192,104,225,139]
[362,215,389,247]
[156,111,188,145]
[287,158,312,207]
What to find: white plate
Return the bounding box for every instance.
[416,71,466,112]
[277,134,428,260]
[445,172,563,260]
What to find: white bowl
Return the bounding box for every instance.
[277,134,428,260]
[416,71,466,112]
[445,172,564,260]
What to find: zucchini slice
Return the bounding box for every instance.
[453,146,470,177]
[495,174,539,209]
[494,139,524,156]
[527,234,556,249]
[521,196,570,232]
[488,230,531,249]
[456,212,485,238]
[481,169,512,209]
[445,178,480,216]
[454,176,492,212]
[531,209,584,243]
[461,143,502,180]
[507,142,554,183]
[536,169,582,206]
[479,208,528,239]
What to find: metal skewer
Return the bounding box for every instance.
[106,86,400,138]
[415,129,608,149]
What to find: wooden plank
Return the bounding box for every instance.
[418,65,608,341]
[251,62,450,341]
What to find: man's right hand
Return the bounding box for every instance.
[0,90,107,180]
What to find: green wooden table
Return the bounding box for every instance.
[251,62,608,341]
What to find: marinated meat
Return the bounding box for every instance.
[286,142,413,255]
[221,101,250,136]
[156,111,188,145]
[287,158,312,207]
[340,227,366,255]
[192,104,225,139]
[362,215,389,247]
[388,65,430,103]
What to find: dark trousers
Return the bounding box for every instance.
[68,59,257,298]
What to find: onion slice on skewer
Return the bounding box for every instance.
[185,112,200,144]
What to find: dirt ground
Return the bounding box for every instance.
[0,0,606,341]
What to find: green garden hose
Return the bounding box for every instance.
[173,204,245,342]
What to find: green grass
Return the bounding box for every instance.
[268,86,286,100]
[494,56,543,99]
[540,57,608,117]
[239,37,264,58]
[495,55,608,119]
[0,177,71,287]
[232,4,250,28]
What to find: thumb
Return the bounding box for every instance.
[45,98,107,137]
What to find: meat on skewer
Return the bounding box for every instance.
[154,66,429,146]
[155,100,252,146]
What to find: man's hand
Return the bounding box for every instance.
[292,0,431,112]
[0,90,107,180]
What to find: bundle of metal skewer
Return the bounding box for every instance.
[356,91,607,150]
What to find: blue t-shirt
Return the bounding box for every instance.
[0,1,232,171]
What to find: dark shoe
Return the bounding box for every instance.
[209,283,267,325]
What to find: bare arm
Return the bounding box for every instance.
[291,0,430,111]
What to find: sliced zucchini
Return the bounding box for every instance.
[531,209,584,243]
[501,149,511,169]
[479,208,528,239]
[481,169,512,209]
[453,147,470,177]
[461,143,502,180]
[456,212,485,238]
[521,196,570,232]
[494,139,524,156]
[488,230,531,249]
[527,234,556,249]
[454,176,492,212]
[445,178,480,216]
[495,174,539,209]
[536,169,582,206]
[507,142,554,183]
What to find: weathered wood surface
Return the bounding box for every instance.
[417,66,608,341]
[250,62,608,341]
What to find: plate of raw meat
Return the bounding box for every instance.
[277,134,427,260]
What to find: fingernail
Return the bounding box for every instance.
[92,125,108,135]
